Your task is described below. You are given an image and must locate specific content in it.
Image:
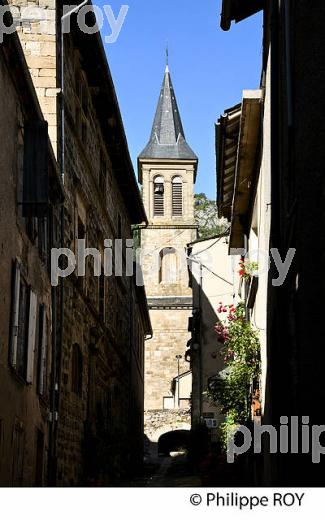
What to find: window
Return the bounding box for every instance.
[153,176,164,216]
[9,261,37,382]
[172,176,183,216]
[38,217,49,266]
[17,123,48,246]
[16,276,29,378]
[117,214,122,239]
[72,344,83,396]
[78,217,86,241]
[99,266,105,322]
[11,421,25,486]
[163,397,175,410]
[159,248,178,284]
[37,304,47,396]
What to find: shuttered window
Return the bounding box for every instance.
[9,260,38,382]
[9,260,21,369]
[22,121,49,218]
[37,304,47,396]
[26,290,37,384]
[153,176,164,216]
[172,177,183,216]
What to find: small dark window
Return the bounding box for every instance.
[38,217,49,265]
[117,214,122,239]
[78,217,86,240]
[72,344,83,396]
[99,267,105,322]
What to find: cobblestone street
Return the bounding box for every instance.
[126,451,201,487]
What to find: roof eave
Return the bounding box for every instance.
[138,156,198,184]
[220,0,265,31]
[229,90,263,250]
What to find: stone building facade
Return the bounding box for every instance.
[2,1,151,486]
[138,65,198,443]
[0,20,62,486]
[218,0,325,485]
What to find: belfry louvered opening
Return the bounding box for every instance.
[172,176,183,216]
[154,176,164,216]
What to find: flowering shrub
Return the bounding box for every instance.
[238,259,259,280]
[209,302,261,448]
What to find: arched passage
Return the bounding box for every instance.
[148,421,191,444]
[158,429,191,456]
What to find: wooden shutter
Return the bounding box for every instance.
[23,121,49,217]
[26,290,37,384]
[172,182,183,216]
[9,260,21,369]
[154,184,164,216]
[38,305,47,395]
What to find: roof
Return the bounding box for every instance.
[70,8,147,225]
[139,65,198,164]
[229,90,262,248]
[187,229,230,247]
[216,91,263,249]
[220,0,265,31]
[216,103,242,220]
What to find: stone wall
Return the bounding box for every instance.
[0,34,60,486]
[9,0,58,154]
[2,6,148,485]
[144,308,192,410]
[144,409,191,444]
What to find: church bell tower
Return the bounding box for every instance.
[138,63,198,434]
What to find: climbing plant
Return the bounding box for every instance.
[208,302,261,448]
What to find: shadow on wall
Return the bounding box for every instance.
[190,273,228,428]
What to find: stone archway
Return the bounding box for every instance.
[150,422,191,443]
[144,409,191,443]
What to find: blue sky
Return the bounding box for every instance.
[99,0,263,199]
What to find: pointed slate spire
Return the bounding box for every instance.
[139,65,198,161]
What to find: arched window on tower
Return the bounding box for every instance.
[159,248,179,284]
[72,343,83,396]
[172,176,183,216]
[153,176,164,216]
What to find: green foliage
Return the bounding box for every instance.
[219,411,239,449]
[194,193,229,238]
[208,303,261,449]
